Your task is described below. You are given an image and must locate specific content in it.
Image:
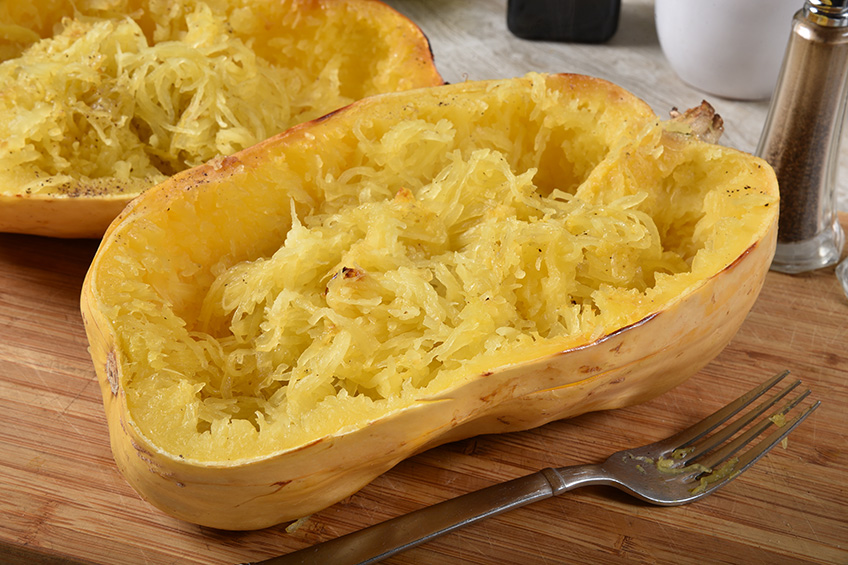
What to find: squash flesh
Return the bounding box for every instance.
[86,74,778,468]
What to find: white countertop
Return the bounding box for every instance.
[384,0,848,213]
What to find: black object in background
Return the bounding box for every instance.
[507,0,621,43]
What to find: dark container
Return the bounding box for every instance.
[507,0,621,43]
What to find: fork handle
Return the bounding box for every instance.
[254,464,605,565]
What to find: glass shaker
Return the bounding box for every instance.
[757,0,848,274]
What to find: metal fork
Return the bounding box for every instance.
[251,370,820,565]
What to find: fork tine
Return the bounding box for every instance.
[681,379,804,464]
[663,370,792,451]
[689,398,820,497]
[691,387,812,470]
[726,399,820,472]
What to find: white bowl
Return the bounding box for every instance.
[655,0,802,100]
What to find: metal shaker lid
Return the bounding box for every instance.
[805,0,848,26]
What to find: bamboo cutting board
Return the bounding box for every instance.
[1,217,846,565]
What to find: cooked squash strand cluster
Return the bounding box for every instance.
[100,75,777,461]
[0,3,352,195]
[193,137,688,424]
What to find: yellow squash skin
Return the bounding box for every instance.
[0,0,442,238]
[81,73,779,530]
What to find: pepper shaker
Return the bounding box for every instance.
[756,0,848,273]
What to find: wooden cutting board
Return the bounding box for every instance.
[1,217,846,565]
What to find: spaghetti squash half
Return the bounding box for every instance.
[0,0,442,237]
[81,73,779,529]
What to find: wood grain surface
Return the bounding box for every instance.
[2,1,848,564]
[1,222,846,565]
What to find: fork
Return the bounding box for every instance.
[251,370,820,565]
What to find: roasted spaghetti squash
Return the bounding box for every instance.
[80,73,779,529]
[0,0,442,237]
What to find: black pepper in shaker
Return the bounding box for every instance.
[507,0,621,43]
[757,0,848,273]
